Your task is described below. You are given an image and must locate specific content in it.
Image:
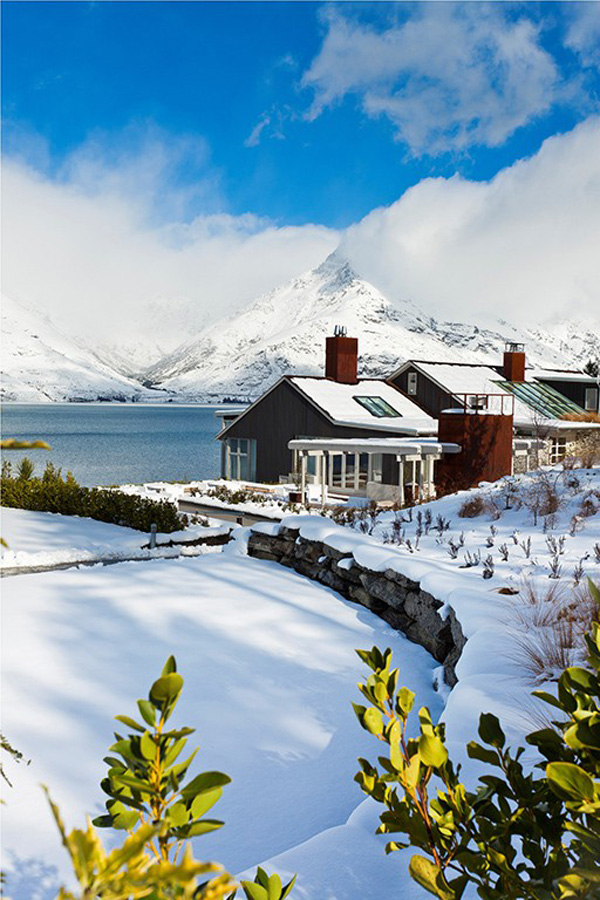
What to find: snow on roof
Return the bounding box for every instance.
[529,368,597,383]
[288,436,461,455]
[413,361,567,426]
[289,377,437,434]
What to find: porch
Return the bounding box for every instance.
[288,437,461,506]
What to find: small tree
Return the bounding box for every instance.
[47,657,296,900]
[353,582,600,899]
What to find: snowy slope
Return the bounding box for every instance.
[145,254,599,401]
[0,295,162,402]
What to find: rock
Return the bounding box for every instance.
[358,572,406,609]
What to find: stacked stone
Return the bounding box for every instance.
[248,524,466,687]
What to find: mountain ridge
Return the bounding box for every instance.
[2,254,598,402]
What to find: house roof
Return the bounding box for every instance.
[288,376,437,434]
[397,360,595,429]
[217,375,437,440]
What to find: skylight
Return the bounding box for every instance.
[353,396,402,418]
[495,380,585,418]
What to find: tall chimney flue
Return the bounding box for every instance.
[325,327,358,384]
[503,342,526,383]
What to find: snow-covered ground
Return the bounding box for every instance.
[0,507,230,570]
[1,533,441,900]
[2,466,599,899]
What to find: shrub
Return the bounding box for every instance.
[458,493,486,518]
[1,462,186,533]
[353,588,600,900]
[47,657,296,900]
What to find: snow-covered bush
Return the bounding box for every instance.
[1,460,186,533]
[354,604,600,900]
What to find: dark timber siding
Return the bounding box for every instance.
[391,368,454,418]
[220,379,410,483]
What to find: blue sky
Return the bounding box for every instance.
[2,2,599,342]
[3,1,599,228]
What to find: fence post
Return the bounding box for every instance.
[149,522,157,549]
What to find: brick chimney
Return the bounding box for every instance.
[502,342,526,382]
[325,326,358,384]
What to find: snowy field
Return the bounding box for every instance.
[0,507,229,571]
[1,531,442,900]
[2,466,599,899]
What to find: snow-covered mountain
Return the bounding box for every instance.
[0,294,163,402]
[3,255,598,403]
[144,254,599,401]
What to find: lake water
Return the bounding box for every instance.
[0,404,228,486]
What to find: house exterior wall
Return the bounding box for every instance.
[391,367,454,417]
[219,379,409,484]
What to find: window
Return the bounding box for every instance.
[467,395,488,411]
[370,454,383,484]
[225,438,256,481]
[585,387,599,412]
[353,396,402,418]
[550,437,567,464]
[407,371,418,396]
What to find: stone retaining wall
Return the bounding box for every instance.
[248,525,466,686]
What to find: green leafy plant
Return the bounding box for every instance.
[1,461,186,533]
[353,584,600,899]
[48,656,295,900]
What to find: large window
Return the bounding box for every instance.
[585,387,599,412]
[353,396,402,418]
[225,438,256,481]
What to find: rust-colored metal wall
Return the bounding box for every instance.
[325,336,358,384]
[435,411,514,494]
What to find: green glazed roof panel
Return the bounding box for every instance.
[494,380,585,419]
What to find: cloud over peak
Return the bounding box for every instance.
[340,117,600,327]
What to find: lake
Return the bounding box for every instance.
[0,404,230,486]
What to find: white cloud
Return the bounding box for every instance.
[565,2,600,70]
[339,117,600,328]
[302,5,565,155]
[1,131,338,355]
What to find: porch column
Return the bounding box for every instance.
[300,451,307,503]
[321,451,328,507]
[418,456,425,501]
[398,456,405,506]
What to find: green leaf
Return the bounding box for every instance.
[167,801,190,828]
[180,770,231,800]
[162,655,177,676]
[137,699,156,726]
[478,713,505,748]
[546,762,595,801]
[397,687,416,716]
[181,818,223,836]
[409,855,455,899]
[149,672,184,706]
[466,741,500,767]
[114,714,145,733]
[418,734,448,768]
[191,787,222,819]
[240,882,268,900]
[140,732,156,760]
[363,707,384,736]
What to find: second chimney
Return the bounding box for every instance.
[325,327,358,384]
[502,342,526,382]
